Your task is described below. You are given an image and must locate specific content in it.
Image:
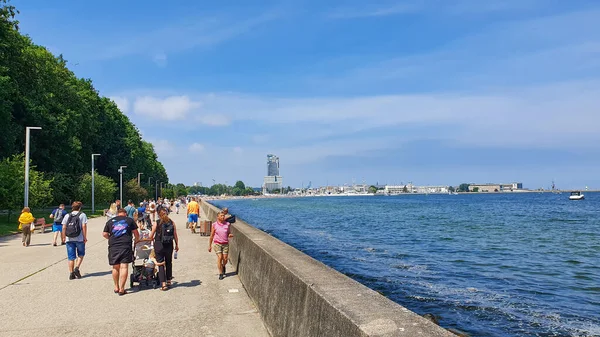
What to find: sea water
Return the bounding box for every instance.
[213,193,600,337]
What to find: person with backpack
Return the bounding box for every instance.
[148,208,179,290]
[61,201,88,280]
[49,204,67,246]
[102,208,139,296]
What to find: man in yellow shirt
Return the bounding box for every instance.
[187,197,200,233]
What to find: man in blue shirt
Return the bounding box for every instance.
[49,204,67,246]
[124,200,136,219]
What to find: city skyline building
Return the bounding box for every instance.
[264,154,283,193]
[267,154,279,176]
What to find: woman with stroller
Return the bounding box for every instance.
[149,208,179,290]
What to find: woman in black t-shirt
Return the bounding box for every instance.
[149,209,179,290]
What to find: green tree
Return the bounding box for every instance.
[472,187,479,193]
[76,172,117,206]
[448,186,455,193]
[403,185,409,193]
[369,185,378,194]
[0,0,169,205]
[125,178,148,203]
[458,183,470,192]
[234,180,245,190]
[0,154,53,214]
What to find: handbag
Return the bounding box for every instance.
[226,215,236,224]
[30,222,35,231]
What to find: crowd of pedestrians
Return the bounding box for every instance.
[15,195,234,295]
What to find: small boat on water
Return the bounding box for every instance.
[569,191,584,200]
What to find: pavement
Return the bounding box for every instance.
[0,210,269,337]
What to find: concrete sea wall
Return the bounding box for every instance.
[201,201,455,337]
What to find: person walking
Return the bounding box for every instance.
[208,212,233,280]
[187,197,200,233]
[102,208,139,295]
[149,209,179,290]
[148,200,157,223]
[62,201,88,280]
[106,202,118,219]
[124,200,136,219]
[49,204,67,246]
[175,199,180,214]
[18,207,35,247]
[136,202,147,229]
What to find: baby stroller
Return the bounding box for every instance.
[130,243,159,289]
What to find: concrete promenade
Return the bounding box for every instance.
[0,210,268,337]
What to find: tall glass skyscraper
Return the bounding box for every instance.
[264,154,282,193]
[267,154,279,176]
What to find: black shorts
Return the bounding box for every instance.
[108,247,134,265]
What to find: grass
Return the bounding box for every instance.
[0,219,18,236]
[0,207,106,236]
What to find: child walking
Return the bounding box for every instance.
[208,212,233,280]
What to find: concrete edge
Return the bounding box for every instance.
[202,201,456,337]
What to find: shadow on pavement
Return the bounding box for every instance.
[84,271,112,278]
[172,279,202,288]
[28,243,51,247]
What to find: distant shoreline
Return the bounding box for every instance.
[201,189,599,201]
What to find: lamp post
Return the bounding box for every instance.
[155,180,160,200]
[137,172,144,186]
[91,154,101,213]
[24,126,42,207]
[161,182,165,198]
[118,166,127,203]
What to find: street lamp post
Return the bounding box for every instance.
[137,172,144,186]
[24,126,42,207]
[118,166,127,203]
[91,154,101,214]
[161,182,165,198]
[155,180,160,200]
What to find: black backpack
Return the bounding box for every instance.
[65,212,82,238]
[161,221,174,243]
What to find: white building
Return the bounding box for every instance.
[263,176,283,193]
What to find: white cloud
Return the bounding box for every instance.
[133,95,201,120]
[189,143,205,153]
[110,96,129,114]
[328,4,419,19]
[198,114,230,126]
[233,147,243,154]
[149,139,174,156]
[92,10,280,61]
[327,0,545,19]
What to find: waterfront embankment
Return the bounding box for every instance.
[201,200,455,337]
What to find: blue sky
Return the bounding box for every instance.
[15,0,600,189]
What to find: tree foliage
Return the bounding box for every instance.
[76,172,117,206]
[124,179,148,203]
[0,1,168,207]
[0,154,53,210]
[458,183,470,192]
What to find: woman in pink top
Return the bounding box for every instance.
[208,212,233,280]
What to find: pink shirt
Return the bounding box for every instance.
[213,221,230,244]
